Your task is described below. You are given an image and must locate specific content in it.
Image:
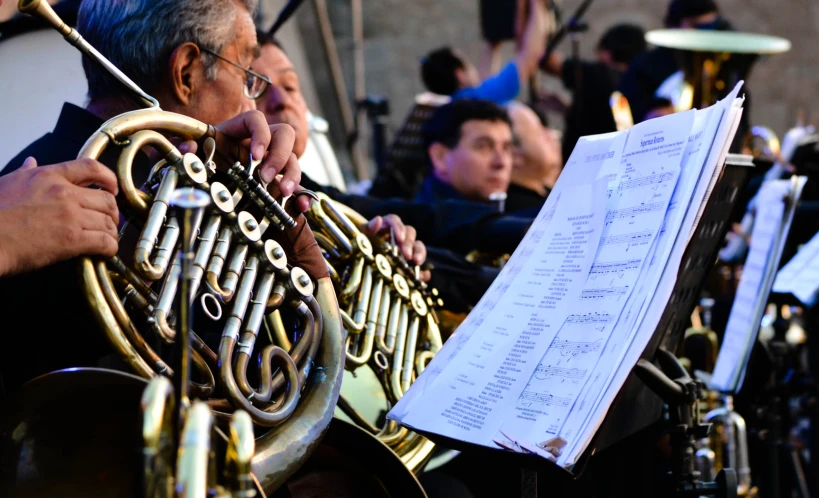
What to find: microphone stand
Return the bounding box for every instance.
[536,0,595,114]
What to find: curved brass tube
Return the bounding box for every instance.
[175,402,213,498]
[374,286,394,354]
[265,308,292,350]
[340,264,372,334]
[306,198,353,253]
[82,258,155,379]
[341,257,365,300]
[134,169,179,281]
[251,278,345,491]
[388,304,410,402]
[345,272,384,369]
[140,376,175,498]
[117,129,180,216]
[402,315,421,394]
[226,410,255,494]
[206,232,247,303]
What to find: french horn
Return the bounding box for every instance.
[5,0,345,494]
[305,193,447,472]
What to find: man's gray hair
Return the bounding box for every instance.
[78,0,259,100]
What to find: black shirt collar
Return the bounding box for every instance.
[53,102,105,146]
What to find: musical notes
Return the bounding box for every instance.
[604,202,666,222]
[534,365,587,380]
[580,287,629,300]
[590,259,642,275]
[520,391,572,407]
[548,339,602,356]
[565,313,613,324]
[600,230,653,246]
[617,171,675,191]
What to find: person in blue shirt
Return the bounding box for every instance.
[419,0,550,106]
[415,99,515,205]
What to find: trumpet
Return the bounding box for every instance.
[305,192,447,471]
[9,0,345,493]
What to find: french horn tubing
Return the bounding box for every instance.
[305,192,447,471]
[17,0,344,493]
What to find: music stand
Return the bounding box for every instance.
[409,155,755,497]
[367,93,449,200]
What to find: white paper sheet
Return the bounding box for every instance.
[560,83,746,465]
[389,84,747,466]
[711,181,789,392]
[389,132,627,424]
[711,175,808,392]
[498,110,695,457]
[393,178,608,445]
[773,229,819,307]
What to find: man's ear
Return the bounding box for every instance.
[453,67,469,89]
[428,143,451,180]
[168,42,203,106]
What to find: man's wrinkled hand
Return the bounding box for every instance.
[360,214,431,282]
[211,111,310,213]
[0,157,120,277]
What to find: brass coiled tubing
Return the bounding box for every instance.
[7,0,345,494]
[305,193,446,471]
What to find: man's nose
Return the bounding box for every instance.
[266,86,290,111]
[241,95,256,113]
[491,148,507,169]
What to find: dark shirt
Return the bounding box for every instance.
[617,47,679,125]
[0,103,112,397]
[413,175,467,205]
[302,174,531,255]
[505,182,548,214]
[561,59,620,164]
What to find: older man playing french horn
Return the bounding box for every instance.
[0,0,426,396]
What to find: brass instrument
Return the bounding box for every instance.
[681,299,755,497]
[705,396,757,497]
[9,0,344,493]
[141,188,257,498]
[304,192,446,472]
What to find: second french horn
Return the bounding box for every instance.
[306,193,447,471]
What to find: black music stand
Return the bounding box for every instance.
[367,93,449,200]
[410,155,754,498]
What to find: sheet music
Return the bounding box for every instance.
[773,229,819,307]
[495,110,694,455]
[390,132,627,424]
[710,181,789,392]
[393,178,608,445]
[389,84,747,466]
[560,83,747,465]
[712,175,808,392]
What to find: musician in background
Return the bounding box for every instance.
[251,34,514,311]
[505,101,562,213]
[251,34,532,259]
[251,32,428,270]
[415,99,514,205]
[419,0,550,105]
[539,23,647,162]
[619,0,727,123]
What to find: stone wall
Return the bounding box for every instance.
[294,0,819,178]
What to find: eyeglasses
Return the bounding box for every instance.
[201,48,271,99]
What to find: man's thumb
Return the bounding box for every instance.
[20,156,38,170]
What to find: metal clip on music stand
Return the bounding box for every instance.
[634,350,738,498]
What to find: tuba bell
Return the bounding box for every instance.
[4,0,345,494]
[304,192,449,472]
